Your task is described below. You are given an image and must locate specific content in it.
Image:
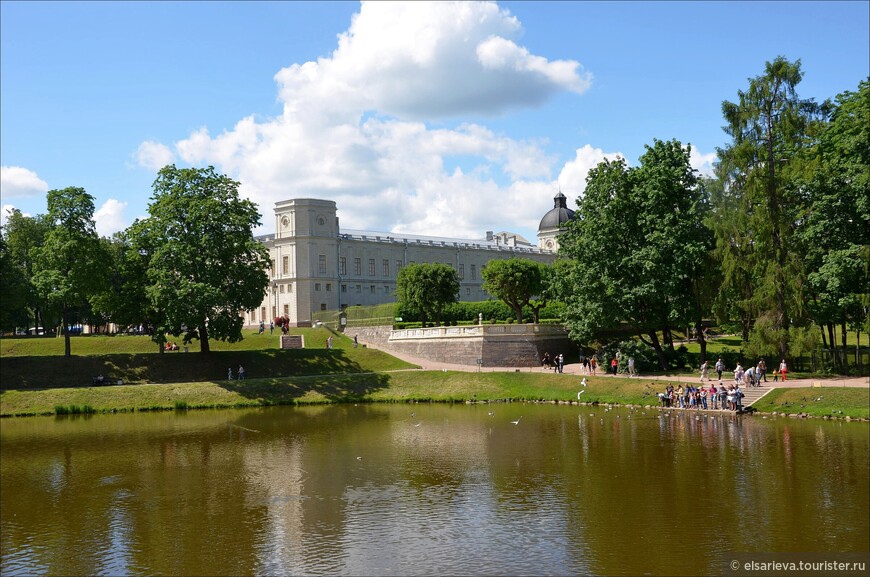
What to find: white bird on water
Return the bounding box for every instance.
[511,416,522,425]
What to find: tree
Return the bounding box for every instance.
[395,262,459,326]
[2,208,50,332]
[0,236,30,332]
[798,79,870,371]
[715,56,828,359]
[481,258,546,323]
[31,187,106,356]
[557,139,711,369]
[135,165,270,353]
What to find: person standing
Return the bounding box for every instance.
[715,357,724,382]
[327,336,333,350]
[270,320,274,335]
[238,365,246,380]
[628,356,636,377]
[557,354,564,374]
[700,360,709,382]
[757,358,767,382]
[353,335,358,348]
[259,320,265,334]
[227,367,233,381]
[610,357,618,375]
[779,358,787,381]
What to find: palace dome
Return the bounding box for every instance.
[538,192,575,231]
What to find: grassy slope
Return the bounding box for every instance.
[2,331,867,419]
[751,387,870,419]
[0,328,416,389]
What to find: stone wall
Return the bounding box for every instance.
[386,324,575,367]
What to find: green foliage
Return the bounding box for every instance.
[715,57,828,357]
[557,139,711,368]
[395,262,460,326]
[135,165,270,353]
[481,258,547,323]
[31,187,108,356]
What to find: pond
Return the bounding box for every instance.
[1,403,868,576]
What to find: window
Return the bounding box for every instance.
[271,306,276,319]
[260,307,266,321]
[320,303,327,311]
[368,259,375,276]
[341,284,347,293]
[282,256,289,275]
[271,259,276,278]
[370,285,376,293]
[356,285,362,294]
[287,283,293,293]
[466,288,471,296]
[383,259,389,277]
[459,264,465,279]
[280,284,285,293]
[315,283,321,291]
[283,304,289,316]
[471,264,477,280]
[384,285,389,295]
[319,254,327,274]
[339,257,347,276]
[354,258,361,275]
[396,260,403,275]
[326,283,331,292]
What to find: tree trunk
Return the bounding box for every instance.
[644,330,667,370]
[695,320,707,364]
[200,323,210,354]
[827,323,838,370]
[841,320,848,372]
[62,304,71,357]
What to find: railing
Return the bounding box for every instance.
[390,323,567,340]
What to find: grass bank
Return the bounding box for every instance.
[4,373,867,420]
[0,328,415,389]
[751,387,870,420]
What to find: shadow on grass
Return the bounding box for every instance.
[0,349,396,391]
[217,372,393,403]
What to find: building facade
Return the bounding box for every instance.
[246,197,566,327]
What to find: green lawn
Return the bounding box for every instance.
[0,328,416,390]
[751,387,869,419]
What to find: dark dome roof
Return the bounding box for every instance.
[538,192,575,231]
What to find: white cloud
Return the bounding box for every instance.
[557,145,625,200]
[0,166,49,198]
[94,198,128,238]
[689,145,717,177]
[144,1,595,240]
[134,141,175,172]
[1,204,30,228]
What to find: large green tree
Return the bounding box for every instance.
[136,165,270,353]
[31,187,107,356]
[395,262,460,326]
[798,79,870,371]
[714,56,828,359]
[2,209,51,332]
[481,258,547,323]
[558,139,711,369]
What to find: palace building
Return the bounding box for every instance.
[246,194,572,327]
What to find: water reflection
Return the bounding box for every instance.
[1,405,868,576]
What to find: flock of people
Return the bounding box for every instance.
[657,383,745,412]
[541,352,566,373]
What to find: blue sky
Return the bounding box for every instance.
[2,1,867,244]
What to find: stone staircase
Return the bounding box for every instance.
[740,383,774,407]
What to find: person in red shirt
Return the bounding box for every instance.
[611,357,618,375]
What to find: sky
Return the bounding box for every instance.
[2,1,868,244]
